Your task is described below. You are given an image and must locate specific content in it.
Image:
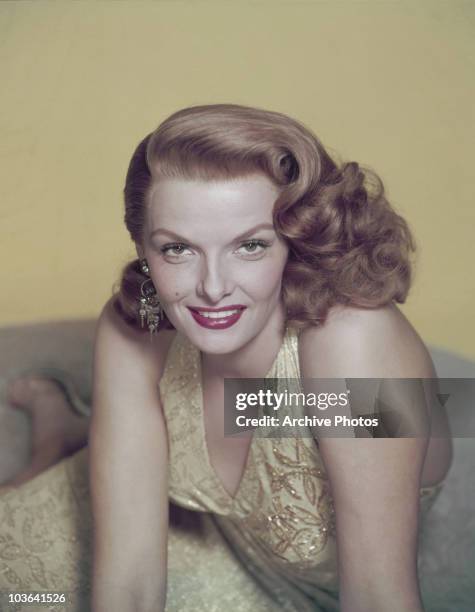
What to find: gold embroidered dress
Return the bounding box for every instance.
[0,327,443,612]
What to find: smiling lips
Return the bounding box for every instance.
[187,305,246,330]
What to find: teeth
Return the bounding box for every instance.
[197,310,240,319]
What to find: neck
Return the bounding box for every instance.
[201,306,287,380]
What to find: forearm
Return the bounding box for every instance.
[91,571,166,612]
[91,582,135,612]
[341,597,423,612]
[132,580,167,612]
[339,578,424,612]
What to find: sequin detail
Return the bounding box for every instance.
[159,328,337,571]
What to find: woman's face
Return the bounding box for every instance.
[138,173,289,355]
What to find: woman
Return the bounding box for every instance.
[0,104,452,611]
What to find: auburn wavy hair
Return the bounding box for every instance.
[112,103,415,331]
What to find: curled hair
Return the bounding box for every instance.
[113,104,415,331]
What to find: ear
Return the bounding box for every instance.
[136,244,145,260]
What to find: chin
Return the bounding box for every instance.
[191,331,246,355]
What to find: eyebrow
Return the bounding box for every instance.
[149,222,275,244]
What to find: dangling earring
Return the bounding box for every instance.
[140,259,150,275]
[138,258,164,337]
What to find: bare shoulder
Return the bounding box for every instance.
[95,296,176,383]
[298,302,436,378]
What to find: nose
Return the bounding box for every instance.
[196,254,233,304]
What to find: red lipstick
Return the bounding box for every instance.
[187,305,246,330]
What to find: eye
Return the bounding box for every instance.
[160,242,192,258]
[236,239,270,256]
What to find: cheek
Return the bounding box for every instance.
[239,258,287,298]
[261,251,288,296]
[152,264,194,302]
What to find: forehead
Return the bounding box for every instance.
[146,174,281,234]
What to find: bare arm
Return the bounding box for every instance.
[90,299,172,612]
[299,304,434,612]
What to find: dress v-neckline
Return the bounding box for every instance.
[192,327,293,505]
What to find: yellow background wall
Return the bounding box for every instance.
[1,1,473,359]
